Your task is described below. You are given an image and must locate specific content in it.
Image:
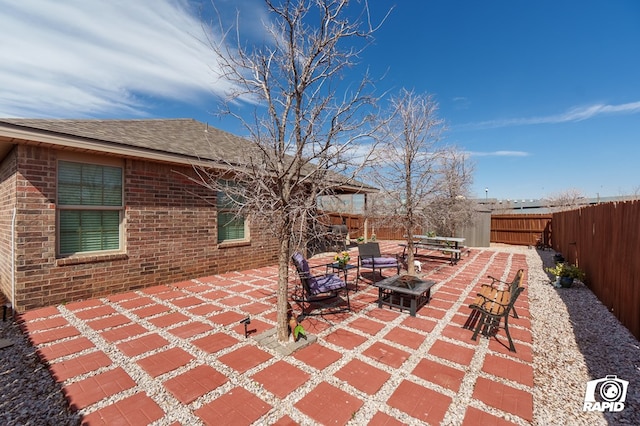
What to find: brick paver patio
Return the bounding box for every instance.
[19,242,534,425]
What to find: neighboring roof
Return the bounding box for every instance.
[0,118,376,193]
[477,194,640,214]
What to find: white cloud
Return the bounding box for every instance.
[0,0,257,118]
[452,96,470,110]
[461,101,640,130]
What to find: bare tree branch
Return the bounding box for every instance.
[369,89,474,274]
[196,0,388,342]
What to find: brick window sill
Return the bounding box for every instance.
[56,253,129,266]
[217,240,251,249]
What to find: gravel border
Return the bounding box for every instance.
[526,247,640,425]
[1,246,638,425]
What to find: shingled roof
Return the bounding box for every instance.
[0,118,375,193]
[0,118,245,163]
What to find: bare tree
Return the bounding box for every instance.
[198,0,387,343]
[370,89,455,275]
[545,188,586,212]
[423,150,476,236]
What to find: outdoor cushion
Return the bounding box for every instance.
[360,257,398,267]
[309,273,345,295]
[292,252,310,275]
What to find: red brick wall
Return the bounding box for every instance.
[0,147,18,309]
[7,145,279,312]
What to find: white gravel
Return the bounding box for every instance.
[526,247,640,425]
[0,246,638,425]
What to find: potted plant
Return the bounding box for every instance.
[545,262,585,288]
[334,250,350,267]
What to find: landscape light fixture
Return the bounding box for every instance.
[240,316,251,338]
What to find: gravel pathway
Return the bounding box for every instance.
[527,248,640,425]
[0,246,638,425]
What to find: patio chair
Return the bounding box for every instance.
[356,242,401,284]
[327,224,348,252]
[291,252,350,315]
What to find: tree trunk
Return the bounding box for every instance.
[276,234,291,342]
[406,230,416,276]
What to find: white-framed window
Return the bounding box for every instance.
[57,159,124,256]
[217,180,247,243]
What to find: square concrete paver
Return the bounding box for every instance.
[334,358,391,395]
[383,327,424,350]
[429,339,476,366]
[132,304,170,319]
[147,311,190,328]
[362,341,410,369]
[388,379,452,425]
[27,325,80,345]
[136,347,194,378]
[295,382,363,425]
[63,367,136,410]
[163,364,228,404]
[218,345,273,373]
[82,392,164,425]
[194,387,271,425]
[100,323,148,343]
[400,315,437,333]
[86,314,130,331]
[117,333,169,357]
[170,295,205,308]
[21,316,68,332]
[192,332,238,354]
[168,321,213,339]
[473,377,534,422]
[251,360,310,398]
[37,336,94,362]
[73,305,117,320]
[49,350,112,382]
[462,406,520,426]
[324,328,368,350]
[368,411,406,426]
[482,353,534,387]
[411,358,466,392]
[293,343,342,370]
[208,310,247,326]
[347,317,386,335]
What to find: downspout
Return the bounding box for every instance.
[10,206,16,319]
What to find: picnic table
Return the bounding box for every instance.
[399,235,466,265]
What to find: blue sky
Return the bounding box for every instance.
[1,0,639,200]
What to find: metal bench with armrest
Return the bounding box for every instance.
[463,271,525,352]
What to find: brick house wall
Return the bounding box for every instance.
[2,144,279,312]
[0,147,18,310]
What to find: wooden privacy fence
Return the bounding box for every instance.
[325,206,640,340]
[552,200,640,341]
[490,214,552,246]
[322,212,422,241]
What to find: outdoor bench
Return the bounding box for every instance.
[463,269,525,352]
